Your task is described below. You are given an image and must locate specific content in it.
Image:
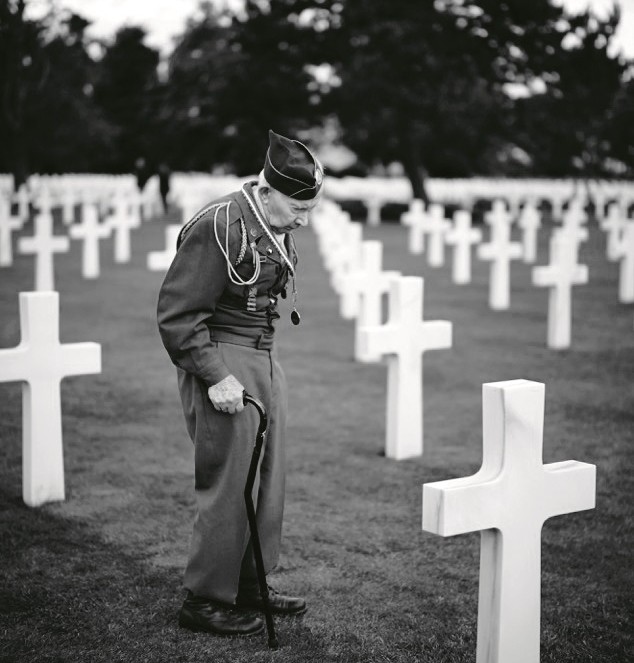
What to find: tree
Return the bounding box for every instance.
[164,0,325,174]
[0,0,48,186]
[92,26,160,171]
[316,0,627,198]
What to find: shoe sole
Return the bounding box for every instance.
[178,618,266,638]
[236,604,307,617]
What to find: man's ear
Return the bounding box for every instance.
[259,186,271,204]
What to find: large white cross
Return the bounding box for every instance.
[358,276,452,459]
[426,204,450,267]
[614,220,634,303]
[477,213,523,310]
[0,196,23,267]
[0,292,101,506]
[69,204,111,279]
[147,225,181,271]
[445,210,482,284]
[18,210,70,291]
[532,233,589,349]
[517,202,542,263]
[423,379,596,663]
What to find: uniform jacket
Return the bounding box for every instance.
[157,182,298,387]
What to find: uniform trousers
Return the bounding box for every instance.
[177,340,287,604]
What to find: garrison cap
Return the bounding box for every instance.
[264,129,324,200]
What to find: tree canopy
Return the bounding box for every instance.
[0,0,631,189]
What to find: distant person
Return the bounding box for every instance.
[134,157,150,192]
[158,162,171,213]
[157,130,324,637]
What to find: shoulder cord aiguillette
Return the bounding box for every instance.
[211,201,261,286]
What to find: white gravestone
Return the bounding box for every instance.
[348,241,400,362]
[106,199,138,264]
[477,213,522,310]
[16,184,30,222]
[147,225,181,271]
[358,276,452,459]
[517,202,542,263]
[0,197,23,267]
[18,209,70,291]
[423,379,596,663]
[402,200,427,254]
[60,189,76,226]
[69,205,111,279]
[601,203,626,262]
[0,292,102,506]
[445,210,482,284]
[366,196,382,227]
[614,220,634,303]
[532,233,589,349]
[426,205,450,267]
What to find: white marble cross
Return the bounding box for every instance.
[562,198,587,230]
[426,204,450,267]
[60,189,76,226]
[517,202,542,263]
[0,292,101,507]
[402,200,427,254]
[477,213,523,310]
[18,209,70,291]
[0,196,23,267]
[445,210,482,284]
[614,220,634,303]
[106,199,139,264]
[147,225,181,271]
[423,379,596,663]
[485,199,513,229]
[601,202,626,261]
[15,184,30,222]
[69,205,111,279]
[345,241,400,362]
[532,233,589,349]
[358,276,452,459]
[365,196,382,227]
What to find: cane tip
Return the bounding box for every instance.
[268,637,279,649]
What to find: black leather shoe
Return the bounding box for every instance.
[179,595,264,636]
[236,584,307,616]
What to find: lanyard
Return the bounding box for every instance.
[240,183,301,325]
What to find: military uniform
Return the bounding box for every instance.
[157,181,298,604]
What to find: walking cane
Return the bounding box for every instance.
[242,392,279,650]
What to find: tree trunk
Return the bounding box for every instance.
[398,128,430,204]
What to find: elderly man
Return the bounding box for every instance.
[157,130,324,637]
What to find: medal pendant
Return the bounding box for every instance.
[291,309,301,326]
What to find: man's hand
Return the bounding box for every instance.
[208,374,245,414]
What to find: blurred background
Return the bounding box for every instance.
[1,0,633,201]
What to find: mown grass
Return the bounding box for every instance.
[0,203,632,662]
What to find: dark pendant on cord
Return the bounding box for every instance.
[291,309,301,326]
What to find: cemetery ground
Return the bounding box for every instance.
[1,207,632,663]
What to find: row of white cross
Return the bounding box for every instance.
[311,199,597,663]
[323,174,634,227]
[0,182,178,288]
[0,176,615,663]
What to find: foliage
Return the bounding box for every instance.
[0,0,631,183]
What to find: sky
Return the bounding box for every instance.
[25,0,634,59]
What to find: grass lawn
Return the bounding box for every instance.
[0,202,632,663]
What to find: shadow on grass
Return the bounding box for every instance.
[0,489,338,663]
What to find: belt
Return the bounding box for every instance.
[208,328,275,350]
